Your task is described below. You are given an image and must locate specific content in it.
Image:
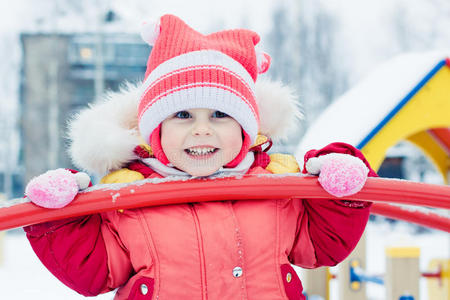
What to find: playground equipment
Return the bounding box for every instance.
[304,246,450,300]
[297,52,450,299]
[427,259,450,300]
[346,248,449,300]
[0,175,449,231]
[349,249,446,291]
[297,52,450,183]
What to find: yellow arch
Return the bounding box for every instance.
[406,130,449,182]
[360,64,450,182]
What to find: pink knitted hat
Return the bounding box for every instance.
[138,14,271,167]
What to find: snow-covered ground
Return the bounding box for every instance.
[0,221,448,299]
[0,229,114,299]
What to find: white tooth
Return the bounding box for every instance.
[187,147,215,155]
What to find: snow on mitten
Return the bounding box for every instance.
[25,169,90,209]
[305,153,369,197]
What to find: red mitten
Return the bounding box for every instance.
[305,153,369,197]
[25,169,90,208]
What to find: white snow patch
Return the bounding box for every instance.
[0,197,30,208]
[0,231,114,299]
[110,193,120,203]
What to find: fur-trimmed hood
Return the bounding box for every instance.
[67,80,302,176]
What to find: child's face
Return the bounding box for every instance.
[160,108,243,176]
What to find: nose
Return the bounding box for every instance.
[191,118,213,136]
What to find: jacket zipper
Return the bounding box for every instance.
[189,204,208,299]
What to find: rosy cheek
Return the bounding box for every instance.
[161,124,178,148]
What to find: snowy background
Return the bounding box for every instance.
[0,0,449,299]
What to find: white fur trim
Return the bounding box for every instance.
[305,157,322,175]
[74,172,90,190]
[255,79,302,140]
[67,82,142,175]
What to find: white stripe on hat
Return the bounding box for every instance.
[142,50,255,96]
[139,80,258,121]
[138,86,258,144]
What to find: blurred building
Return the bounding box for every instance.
[20,33,150,184]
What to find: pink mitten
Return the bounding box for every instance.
[305,153,369,197]
[25,169,90,208]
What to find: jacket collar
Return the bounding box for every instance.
[141,152,255,179]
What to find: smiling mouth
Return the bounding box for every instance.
[184,147,219,156]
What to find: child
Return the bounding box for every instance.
[24,14,376,300]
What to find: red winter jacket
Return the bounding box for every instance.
[25,143,375,300]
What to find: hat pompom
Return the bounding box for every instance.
[256,51,271,74]
[141,19,161,46]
